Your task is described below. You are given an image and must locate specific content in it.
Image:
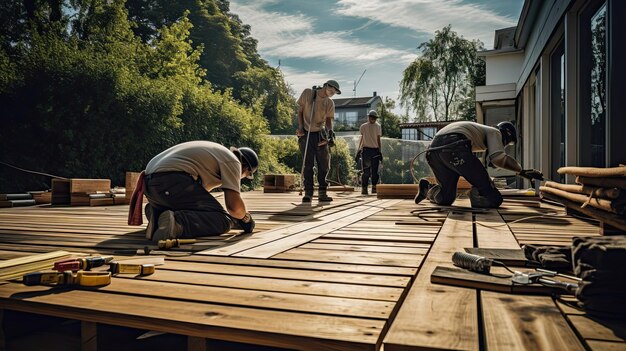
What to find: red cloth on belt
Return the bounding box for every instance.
[127,171,145,225]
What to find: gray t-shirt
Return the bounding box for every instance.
[145,141,241,193]
[359,122,382,148]
[435,121,505,161]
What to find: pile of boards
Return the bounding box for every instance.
[540,165,626,231]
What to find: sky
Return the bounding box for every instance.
[228,0,525,115]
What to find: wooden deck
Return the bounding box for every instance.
[0,191,624,351]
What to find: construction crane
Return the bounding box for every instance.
[353,69,366,97]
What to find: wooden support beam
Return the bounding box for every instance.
[81,321,97,351]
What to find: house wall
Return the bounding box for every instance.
[512,0,624,186]
[485,54,524,85]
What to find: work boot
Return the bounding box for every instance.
[361,186,368,195]
[153,210,183,242]
[468,187,501,208]
[144,203,162,240]
[318,190,333,202]
[302,192,313,203]
[414,178,430,204]
[371,185,377,194]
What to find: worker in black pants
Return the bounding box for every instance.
[414,121,543,208]
[357,110,382,195]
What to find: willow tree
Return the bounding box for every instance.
[400,25,483,121]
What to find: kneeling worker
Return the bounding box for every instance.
[129,141,259,241]
[414,121,542,208]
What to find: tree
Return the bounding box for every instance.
[378,97,401,138]
[400,25,484,121]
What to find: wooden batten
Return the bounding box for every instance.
[375,184,419,199]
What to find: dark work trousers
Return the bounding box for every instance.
[143,172,231,238]
[426,133,503,208]
[361,147,381,188]
[298,130,330,196]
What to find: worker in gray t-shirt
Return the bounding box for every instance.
[142,141,259,241]
[414,121,543,208]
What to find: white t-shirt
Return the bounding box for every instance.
[297,88,335,132]
[359,122,382,148]
[145,141,241,193]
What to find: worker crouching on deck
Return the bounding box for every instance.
[414,121,542,208]
[130,141,259,241]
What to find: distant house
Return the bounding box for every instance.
[399,121,454,141]
[476,0,624,183]
[332,92,382,130]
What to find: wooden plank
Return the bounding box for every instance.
[0,250,71,281]
[273,248,423,267]
[97,278,395,319]
[229,200,400,258]
[136,269,404,301]
[475,211,585,351]
[481,293,585,351]
[161,260,411,287]
[0,284,384,351]
[384,211,479,351]
[200,200,383,256]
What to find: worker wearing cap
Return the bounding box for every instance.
[296,80,341,203]
[357,110,382,195]
[140,141,259,241]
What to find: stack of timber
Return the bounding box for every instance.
[540,165,626,232]
[51,178,111,206]
[263,174,296,193]
[28,190,52,204]
[376,177,471,199]
[89,187,127,206]
[0,193,36,208]
[124,171,141,204]
[0,251,71,281]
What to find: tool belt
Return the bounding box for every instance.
[23,271,112,287]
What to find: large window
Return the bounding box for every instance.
[579,1,607,167]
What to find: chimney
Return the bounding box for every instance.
[373,91,377,97]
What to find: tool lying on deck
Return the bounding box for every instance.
[108,262,155,275]
[53,256,155,276]
[158,238,196,249]
[452,251,580,294]
[53,256,114,271]
[23,271,111,287]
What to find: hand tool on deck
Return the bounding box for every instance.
[108,262,155,276]
[23,271,111,287]
[452,251,580,294]
[53,256,114,272]
[157,238,196,249]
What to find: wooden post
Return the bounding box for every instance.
[81,321,97,351]
[187,336,207,351]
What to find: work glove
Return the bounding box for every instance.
[327,130,336,147]
[355,149,362,163]
[518,169,544,181]
[237,212,255,233]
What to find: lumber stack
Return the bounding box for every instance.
[263,174,296,193]
[376,177,472,199]
[124,171,141,204]
[0,193,36,208]
[0,251,71,281]
[540,166,626,231]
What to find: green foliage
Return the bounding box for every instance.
[328,138,357,186]
[378,97,401,138]
[400,25,484,121]
[0,0,291,193]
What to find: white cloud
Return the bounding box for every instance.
[335,0,517,47]
[229,1,415,64]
